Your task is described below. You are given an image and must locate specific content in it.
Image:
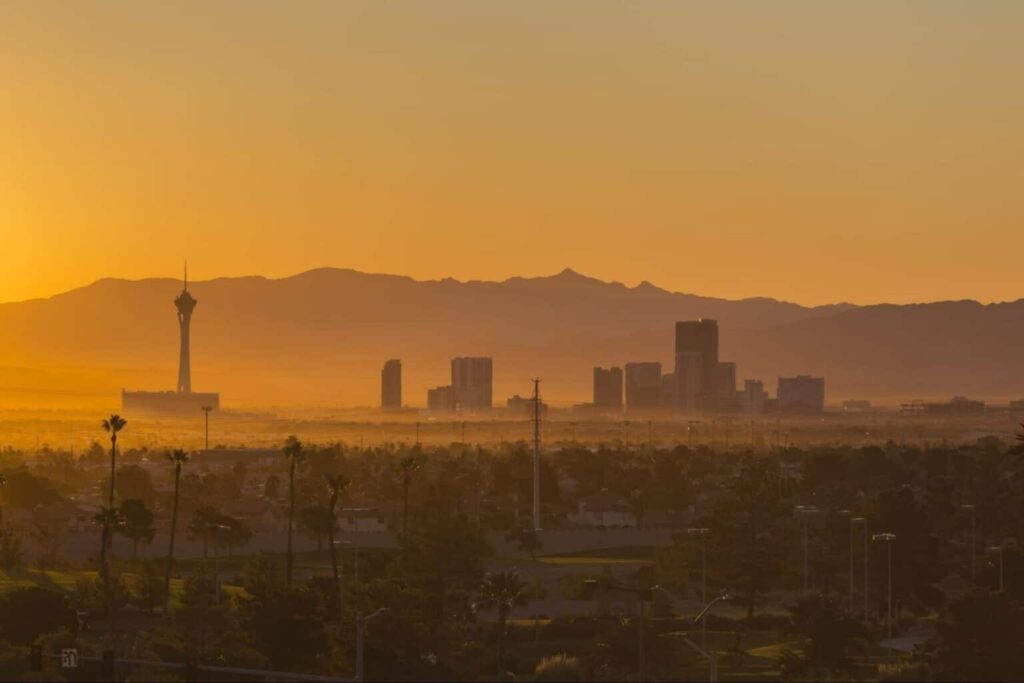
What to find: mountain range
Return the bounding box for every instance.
[0,267,1020,409]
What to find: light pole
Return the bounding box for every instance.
[794,506,819,592]
[986,545,1005,592]
[584,580,651,681]
[343,508,371,588]
[959,504,976,583]
[851,517,868,621]
[201,405,212,450]
[872,532,896,659]
[210,523,229,606]
[838,510,854,614]
[332,539,352,617]
[688,527,710,649]
[355,607,390,682]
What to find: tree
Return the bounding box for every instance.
[1011,423,1024,457]
[934,592,1024,681]
[100,415,127,511]
[779,594,866,679]
[119,499,156,558]
[283,435,305,585]
[94,505,125,617]
[298,506,334,551]
[99,414,127,606]
[0,587,76,645]
[164,448,189,615]
[326,473,351,621]
[396,455,422,542]
[475,569,529,678]
[264,474,281,499]
[113,464,156,505]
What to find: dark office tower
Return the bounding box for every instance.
[625,362,662,411]
[674,319,719,411]
[381,359,402,410]
[777,375,826,413]
[593,367,623,411]
[175,266,197,393]
[451,357,493,410]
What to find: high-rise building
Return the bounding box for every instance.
[593,367,623,411]
[625,362,661,411]
[777,375,825,413]
[381,359,402,410]
[451,357,493,410]
[714,362,737,412]
[742,379,768,414]
[674,319,719,411]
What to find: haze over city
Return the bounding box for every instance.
[3,2,1024,683]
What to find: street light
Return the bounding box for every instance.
[986,545,1005,592]
[343,508,372,588]
[200,405,213,450]
[794,506,819,591]
[660,589,729,683]
[332,539,352,616]
[687,528,711,649]
[355,607,390,682]
[209,523,230,606]
[959,504,976,583]
[584,580,651,681]
[872,532,897,659]
[851,517,868,621]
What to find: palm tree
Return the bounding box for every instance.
[396,455,422,543]
[163,449,190,615]
[101,415,127,509]
[98,415,126,612]
[0,473,7,526]
[94,505,125,617]
[283,435,305,585]
[475,569,530,678]
[326,473,351,620]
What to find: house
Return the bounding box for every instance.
[569,490,637,528]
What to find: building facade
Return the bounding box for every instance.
[451,356,493,410]
[625,362,662,411]
[381,359,402,410]
[593,366,623,411]
[777,375,826,413]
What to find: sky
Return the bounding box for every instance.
[2,1,1022,307]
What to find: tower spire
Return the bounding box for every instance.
[184,260,188,291]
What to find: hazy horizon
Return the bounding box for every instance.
[5,1,1024,307]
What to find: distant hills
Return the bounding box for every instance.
[0,267,1020,408]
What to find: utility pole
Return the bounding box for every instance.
[201,405,212,450]
[532,378,542,532]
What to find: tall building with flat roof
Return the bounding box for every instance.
[625,362,661,411]
[381,359,402,410]
[593,367,623,411]
[742,379,767,414]
[451,357,493,410]
[675,319,719,411]
[777,375,825,413]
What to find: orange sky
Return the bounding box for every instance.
[2,1,1023,306]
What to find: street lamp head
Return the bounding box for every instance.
[985,545,1004,554]
[959,504,975,511]
[872,532,896,542]
[850,517,866,523]
[687,527,710,535]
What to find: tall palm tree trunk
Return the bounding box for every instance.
[328,502,341,620]
[287,459,296,585]
[164,465,181,615]
[108,435,117,508]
